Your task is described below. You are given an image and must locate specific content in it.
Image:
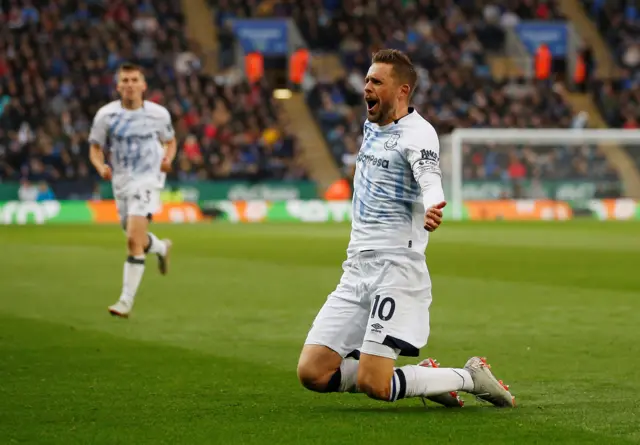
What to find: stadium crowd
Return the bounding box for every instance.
[0,0,304,200]
[584,0,639,130]
[291,0,616,184]
[0,0,636,201]
[583,0,639,174]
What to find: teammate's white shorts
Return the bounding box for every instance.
[115,185,161,229]
[305,250,432,360]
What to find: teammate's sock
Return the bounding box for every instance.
[389,366,473,401]
[144,232,167,256]
[325,358,360,393]
[120,255,146,306]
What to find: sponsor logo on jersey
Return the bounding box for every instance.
[110,133,155,143]
[357,153,389,169]
[420,149,439,163]
[412,149,440,177]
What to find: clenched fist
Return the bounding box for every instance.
[424,201,446,232]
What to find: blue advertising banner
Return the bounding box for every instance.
[514,21,568,57]
[231,19,288,56]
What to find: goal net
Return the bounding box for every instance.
[441,129,640,221]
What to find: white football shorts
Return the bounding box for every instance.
[115,184,161,229]
[304,250,432,360]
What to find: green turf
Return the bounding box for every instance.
[1,221,639,444]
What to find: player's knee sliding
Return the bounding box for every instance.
[297,345,345,393]
[297,364,337,393]
[357,373,391,401]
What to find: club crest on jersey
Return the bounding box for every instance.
[363,127,372,143]
[384,133,400,150]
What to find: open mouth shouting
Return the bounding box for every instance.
[365,97,380,115]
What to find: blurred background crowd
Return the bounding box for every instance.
[0,0,306,200]
[0,0,637,201]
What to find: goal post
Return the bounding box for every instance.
[443,129,640,221]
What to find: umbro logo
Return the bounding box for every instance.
[371,323,384,331]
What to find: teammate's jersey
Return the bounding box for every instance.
[347,108,443,258]
[89,100,175,197]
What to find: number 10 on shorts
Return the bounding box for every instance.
[371,295,396,321]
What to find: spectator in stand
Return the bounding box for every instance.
[217,20,236,70]
[36,180,54,201]
[183,134,202,163]
[17,178,37,201]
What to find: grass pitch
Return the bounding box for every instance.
[1,221,639,444]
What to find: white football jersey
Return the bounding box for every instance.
[347,108,444,258]
[89,100,175,196]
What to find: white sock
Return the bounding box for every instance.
[389,365,473,401]
[120,255,146,306]
[338,358,359,392]
[145,232,167,256]
[327,357,473,401]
